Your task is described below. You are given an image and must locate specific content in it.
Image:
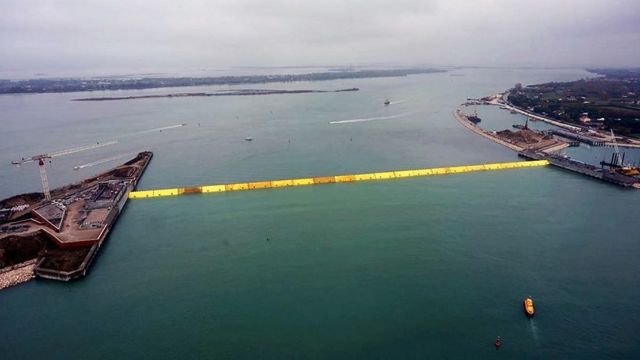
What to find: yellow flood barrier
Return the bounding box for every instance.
[129,160,549,199]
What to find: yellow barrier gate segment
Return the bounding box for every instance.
[129,160,549,199]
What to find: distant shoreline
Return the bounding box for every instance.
[72,88,359,101]
[0,68,444,95]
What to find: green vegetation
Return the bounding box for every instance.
[508,70,640,138]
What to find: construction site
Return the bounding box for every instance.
[455,104,640,188]
[0,152,152,288]
[455,106,571,153]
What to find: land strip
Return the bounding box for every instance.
[0,68,444,94]
[453,108,570,153]
[504,71,640,143]
[72,88,359,101]
[454,109,523,151]
[503,100,640,148]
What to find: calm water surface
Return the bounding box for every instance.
[1,68,639,359]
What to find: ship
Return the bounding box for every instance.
[523,297,535,318]
[512,118,529,130]
[467,115,481,123]
[467,105,481,123]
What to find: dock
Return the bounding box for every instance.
[518,150,640,188]
[549,129,606,146]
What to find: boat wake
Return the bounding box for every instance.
[119,123,187,138]
[74,152,137,170]
[47,140,119,157]
[389,99,407,105]
[529,319,540,347]
[329,112,410,125]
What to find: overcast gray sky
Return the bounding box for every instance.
[1,0,639,77]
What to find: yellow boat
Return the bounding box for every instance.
[523,297,535,318]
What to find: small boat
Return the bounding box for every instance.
[384,99,391,106]
[523,297,535,317]
[494,336,502,349]
[244,137,253,141]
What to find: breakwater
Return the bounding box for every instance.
[0,259,37,290]
[453,109,523,151]
[129,160,550,199]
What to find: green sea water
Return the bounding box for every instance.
[1,68,639,359]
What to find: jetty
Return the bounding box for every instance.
[519,150,640,188]
[0,152,152,288]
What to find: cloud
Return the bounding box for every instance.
[0,0,638,77]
